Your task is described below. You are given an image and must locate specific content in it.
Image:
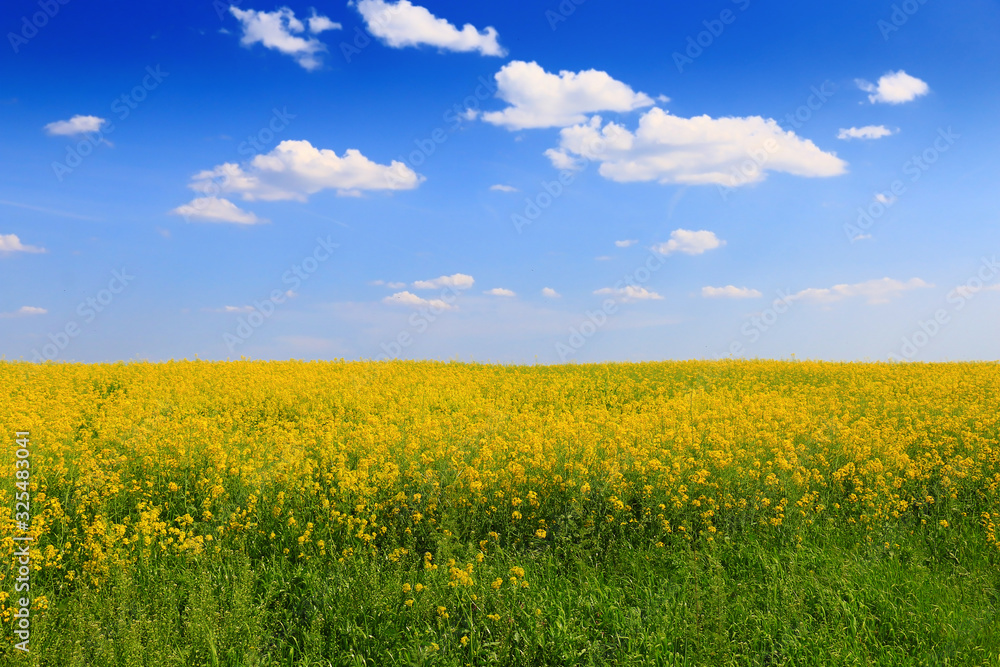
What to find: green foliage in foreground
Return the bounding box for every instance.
[5,523,999,666]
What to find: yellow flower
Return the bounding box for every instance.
[535,529,546,539]
[404,599,414,607]
[402,583,411,593]
[491,578,503,590]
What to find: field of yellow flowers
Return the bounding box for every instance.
[1,359,999,666]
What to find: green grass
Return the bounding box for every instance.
[7,524,999,666]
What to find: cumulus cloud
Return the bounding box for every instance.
[546,109,847,186]
[354,0,505,56]
[0,306,47,318]
[594,285,663,301]
[383,290,455,310]
[702,285,762,299]
[230,6,340,70]
[652,229,724,256]
[614,239,637,248]
[307,11,341,34]
[489,184,518,192]
[185,140,422,203]
[482,61,654,130]
[370,280,407,288]
[838,125,895,140]
[170,197,267,224]
[44,115,107,136]
[790,277,931,305]
[485,287,515,296]
[412,273,475,290]
[541,287,560,298]
[0,234,46,254]
[856,70,929,104]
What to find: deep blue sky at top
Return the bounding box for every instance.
[2,0,999,363]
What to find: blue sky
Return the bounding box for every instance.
[2,0,999,363]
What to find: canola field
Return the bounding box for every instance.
[1,360,999,666]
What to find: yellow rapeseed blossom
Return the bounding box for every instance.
[0,359,997,597]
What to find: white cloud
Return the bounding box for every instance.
[490,184,518,192]
[701,285,762,299]
[383,290,456,310]
[354,0,505,56]
[541,287,560,298]
[875,193,896,205]
[790,277,932,305]
[370,279,406,288]
[0,234,46,254]
[0,306,47,318]
[307,11,341,34]
[856,70,929,104]
[652,229,725,256]
[485,287,515,296]
[482,61,654,130]
[838,125,895,140]
[954,283,1000,298]
[614,239,637,248]
[229,6,339,71]
[186,140,422,202]
[170,197,267,224]
[412,273,475,290]
[44,115,106,136]
[204,305,255,313]
[547,109,847,186]
[594,285,663,301]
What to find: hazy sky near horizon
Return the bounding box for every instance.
[2,0,999,364]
